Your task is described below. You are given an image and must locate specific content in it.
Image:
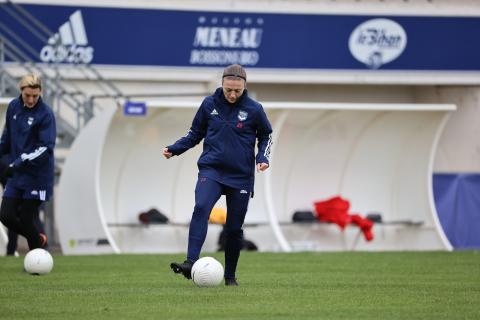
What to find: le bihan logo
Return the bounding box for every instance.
[349,18,407,69]
[40,10,93,64]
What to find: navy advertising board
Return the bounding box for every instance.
[2,4,480,70]
[123,101,147,116]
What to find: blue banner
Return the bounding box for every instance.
[2,3,480,70]
[433,174,480,249]
[123,101,147,116]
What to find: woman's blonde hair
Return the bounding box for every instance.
[18,74,42,90]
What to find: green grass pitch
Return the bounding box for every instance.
[1,251,479,319]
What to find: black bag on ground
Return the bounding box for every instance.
[217,226,258,251]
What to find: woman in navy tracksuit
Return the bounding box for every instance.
[0,74,56,251]
[165,64,272,286]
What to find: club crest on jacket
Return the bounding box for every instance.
[238,110,248,121]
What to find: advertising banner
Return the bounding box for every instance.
[2,4,480,70]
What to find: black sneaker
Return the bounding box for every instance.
[225,278,239,286]
[170,260,193,279]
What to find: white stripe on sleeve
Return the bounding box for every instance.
[264,134,272,160]
[20,146,47,161]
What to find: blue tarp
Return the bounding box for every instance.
[433,173,480,249]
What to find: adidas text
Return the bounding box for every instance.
[40,10,94,64]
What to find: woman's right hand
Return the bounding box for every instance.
[163,147,173,159]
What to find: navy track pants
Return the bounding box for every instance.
[187,176,250,279]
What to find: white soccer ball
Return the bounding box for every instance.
[24,248,54,275]
[191,257,224,287]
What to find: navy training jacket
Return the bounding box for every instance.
[0,96,56,193]
[167,88,272,192]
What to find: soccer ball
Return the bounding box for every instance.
[24,248,54,275]
[191,257,224,287]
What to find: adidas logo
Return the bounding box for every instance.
[40,10,94,64]
[240,190,248,194]
[211,109,219,115]
[48,10,88,46]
